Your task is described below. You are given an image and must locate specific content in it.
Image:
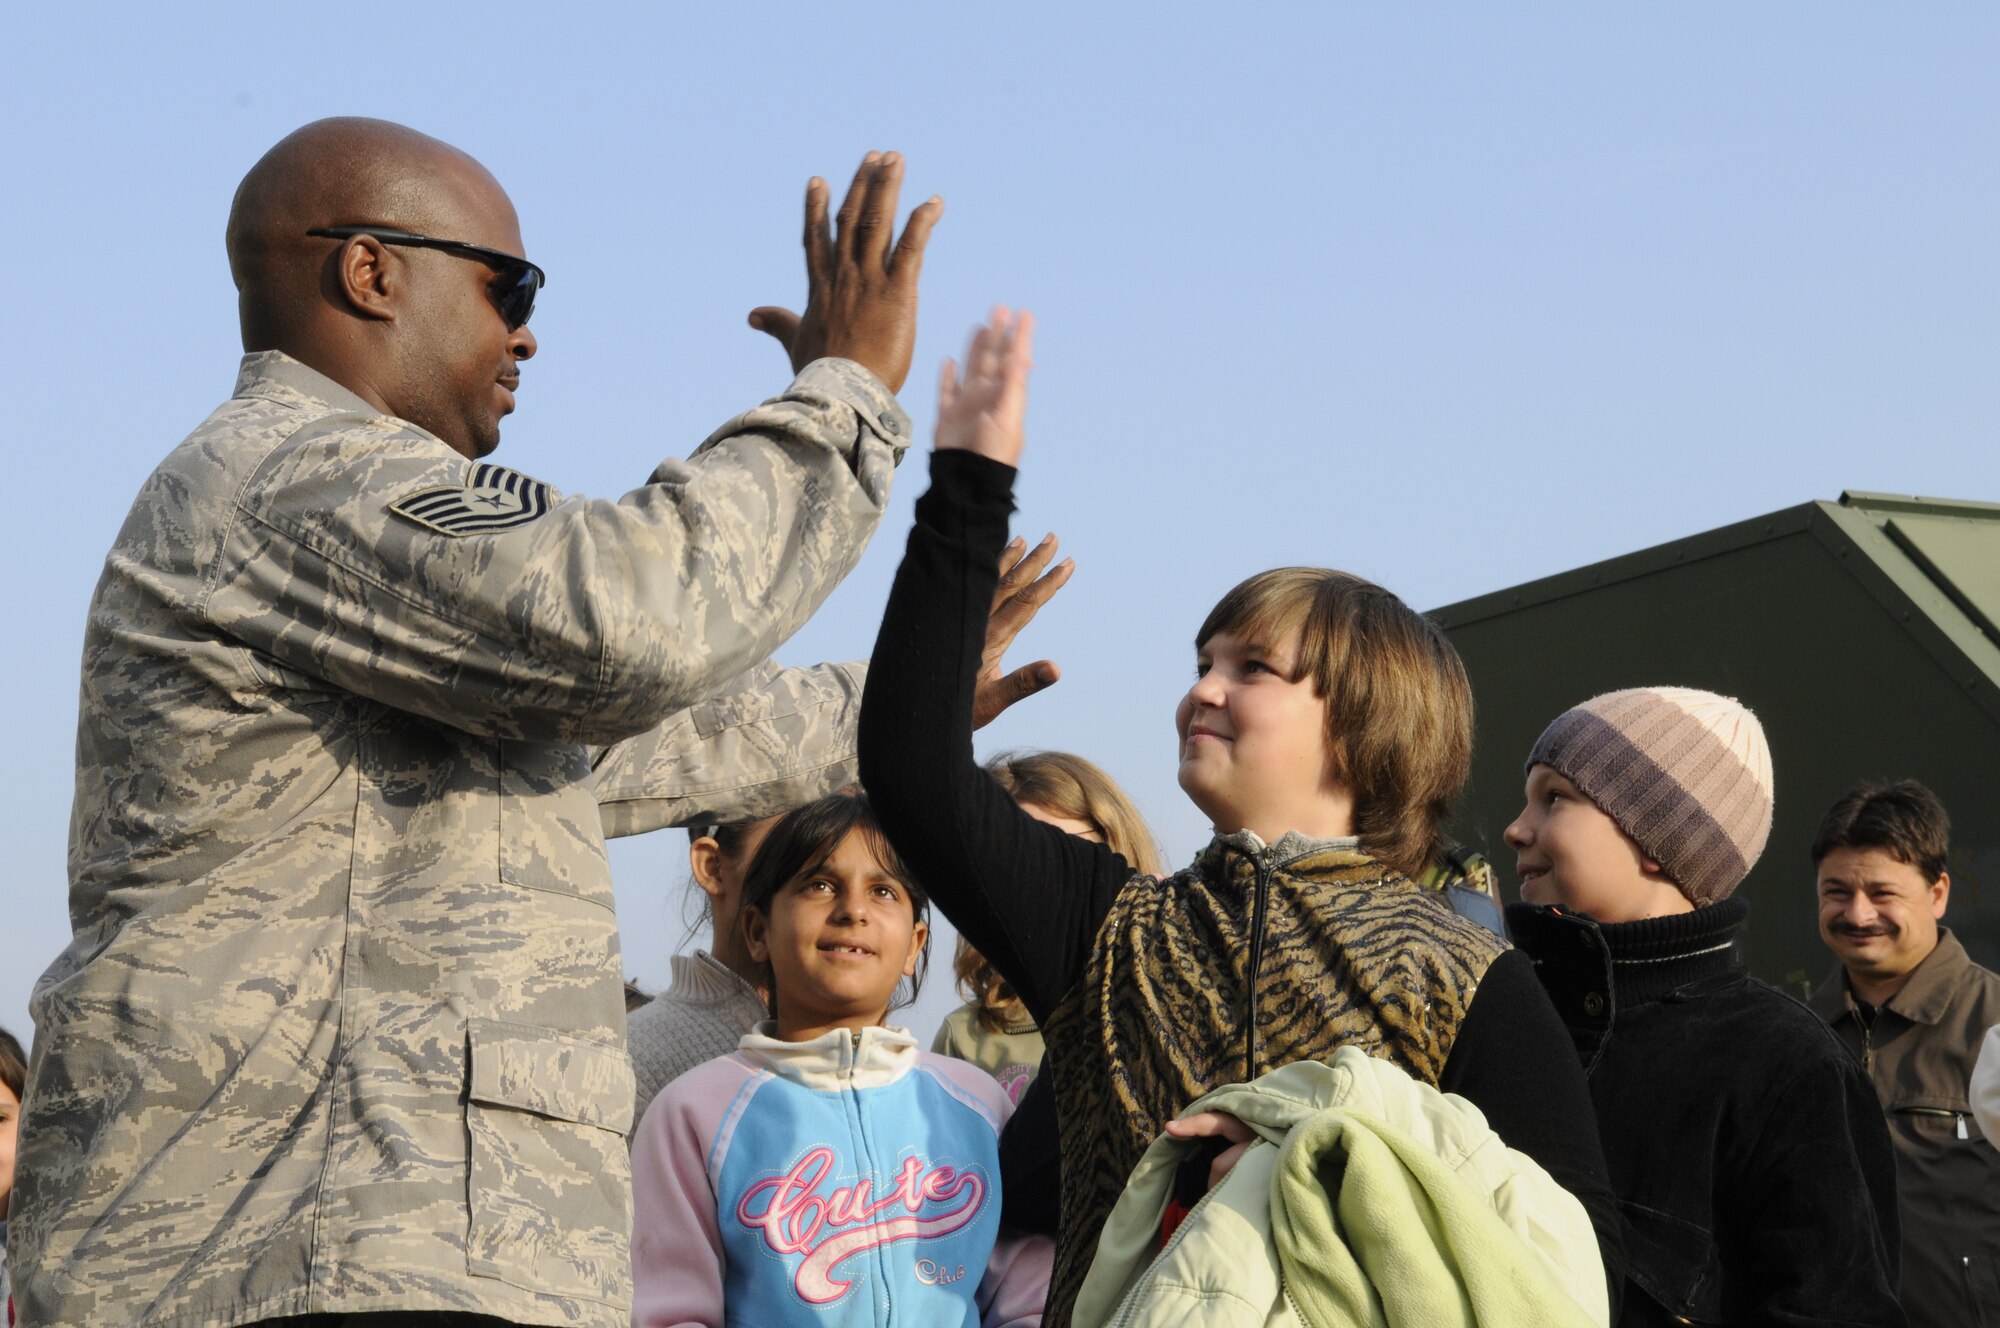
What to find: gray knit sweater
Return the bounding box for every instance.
[625,952,768,1131]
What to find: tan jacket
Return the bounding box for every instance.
[14,351,904,1328]
[1812,928,2000,1328]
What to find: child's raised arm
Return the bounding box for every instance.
[860,311,1133,1023]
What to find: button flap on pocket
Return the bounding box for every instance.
[1621,1200,1721,1319]
[687,663,843,739]
[468,1018,633,1134]
[690,688,782,739]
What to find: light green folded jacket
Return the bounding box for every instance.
[1072,1048,1610,1328]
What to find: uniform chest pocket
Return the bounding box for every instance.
[465,1018,635,1307]
[498,739,613,911]
[689,682,785,737]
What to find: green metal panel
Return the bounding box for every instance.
[1881,510,2000,647]
[1432,494,2000,1000]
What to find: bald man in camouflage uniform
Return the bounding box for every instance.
[9,119,993,1328]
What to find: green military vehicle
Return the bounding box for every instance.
[1433,492,1999,997]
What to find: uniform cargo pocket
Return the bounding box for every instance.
[466,1019,635,1307]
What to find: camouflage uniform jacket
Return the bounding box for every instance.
[14,350,905,1328]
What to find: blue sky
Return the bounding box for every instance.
[3,4,1995,1043]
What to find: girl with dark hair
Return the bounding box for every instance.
[629,792,1049,1327]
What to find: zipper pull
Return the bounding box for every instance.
[1960,1114,1971,1141]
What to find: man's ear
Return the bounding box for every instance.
[335,234,399,323]
[688,837,728,904]
[740,906,770,964]
[901,919,930,979]
[1931,871,1951,919]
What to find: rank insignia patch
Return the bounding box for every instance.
[390,463,556,535]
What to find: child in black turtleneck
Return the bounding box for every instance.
[1502,687,1905,1328]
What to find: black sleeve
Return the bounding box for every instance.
[998,1059,1062,1235]
[1719,1042,1903,1326]
[859,449,1133,1023]
[1441,949,1626,1318]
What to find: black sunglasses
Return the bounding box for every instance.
[307,225,546,329]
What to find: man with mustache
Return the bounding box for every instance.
[9,117,966,1328]
[1810,780,2000,1328]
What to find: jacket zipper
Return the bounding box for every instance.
[1116,843,1272,1326]
[1858,995,1974,1140]
[842,1028,893,1328]
[1109,1175,1228,1327]
[1243,856,1274,1081]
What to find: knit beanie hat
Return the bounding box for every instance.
[1525,686,1774,906]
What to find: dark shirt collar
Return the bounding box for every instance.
[1507,896,1748,1008]
[1592,898,1748,1006]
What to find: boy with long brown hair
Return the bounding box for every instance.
[858,312,1619,1324]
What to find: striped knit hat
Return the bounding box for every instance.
[1526,686,1774,906]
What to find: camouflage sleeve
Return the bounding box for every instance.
[590,658,865,839]
[205,358,907,746]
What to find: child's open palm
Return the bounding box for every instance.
[935,308,1034,466]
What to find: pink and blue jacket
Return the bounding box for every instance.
[630,1022,1052,1328]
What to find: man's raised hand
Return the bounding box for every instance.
[971,533,1073,730]
[936,308,1034,468]
[749,152,942,394]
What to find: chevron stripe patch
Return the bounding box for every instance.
[390,463,556,536]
